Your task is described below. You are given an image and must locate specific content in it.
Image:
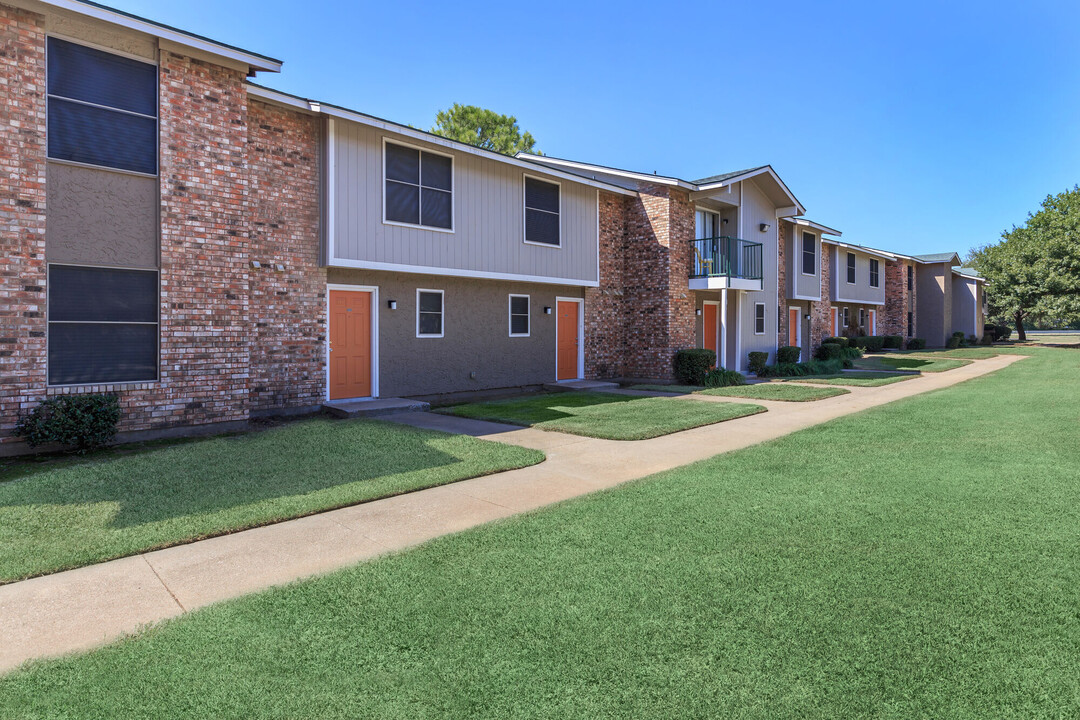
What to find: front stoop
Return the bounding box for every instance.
[543,380,620,392]
[322,398,431,419]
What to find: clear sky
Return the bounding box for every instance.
[115,0,1080,257]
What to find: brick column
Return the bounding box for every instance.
[810,246,832,349]
[584,191,628,379]
[882,258,912,337]
[777,221,788,346]
[0,6,46,439]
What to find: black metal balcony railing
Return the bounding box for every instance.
[690,236,763,281]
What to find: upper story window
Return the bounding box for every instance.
[46,37,158,175]
[509,294,530,337]
[907,264,914,291]
[524,176,560,246]
[416,289,444,338]
[754,303,766,335]
[846,252,856,284]
[385,141,453,231]
[869,258,880,287]
[801,232,816,275]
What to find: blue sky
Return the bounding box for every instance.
[118,0,1079,257]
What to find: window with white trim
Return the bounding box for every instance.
[859,308,866,331]
[802,232,816,275]
[509,294,530,337]
[754,303,766,335]
[869,258,880,287]
[524,176,560,246]
[48,264,158,384]
[385,142,453,230]
[846,252,856,284]
[47,37,158,175]
[416,289,444,337]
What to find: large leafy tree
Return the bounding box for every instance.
[432,104,539,156]
[968,186,1080,340]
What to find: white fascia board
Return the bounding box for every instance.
[520,154,693,190]
[34,0,282,72]
[247,85,318,113]
[785,217,842,237]
[822,239,894,261]
[697,166,806,215]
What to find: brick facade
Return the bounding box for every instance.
[882,258,915,338]
[584,191,628,379]
[247,99,326,414]
[0,6,46,435]
[777,221,788,347]
[811,247,832,349]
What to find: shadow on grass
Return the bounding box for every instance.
[439,391,640,425]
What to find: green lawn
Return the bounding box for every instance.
[854,354,970,373]
[5,348,1079,717]
[436,391,765,440]
[631,384,850,402]
[0,418,543,582]
[788,371,919,387]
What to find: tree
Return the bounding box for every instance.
[432,104,539,156]
[968,186,1080,340]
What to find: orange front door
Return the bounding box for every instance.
[329,290,372,400]
[831,307,838,336]
[788,307,800,347]
[556,300,579,380]
[703,304,718,366]
[869,310,877,335]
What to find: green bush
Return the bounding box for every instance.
[980,333,994,345]
[823,336,849,348]
[758,358,843,378]
[994,324,1012,341]
[815,342,843,361]
[776,345,802,364]
[853,336,886,353]
[907,338,927,350]
[702,368,747,388]
[945,335,961,349]
[952,331,966,339]
[673,349,716,385]
[12,394,121,453]
[748,351,769,375]
[883,335,903,349]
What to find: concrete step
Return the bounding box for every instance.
[322,398,430,419]
[543,380,620,392]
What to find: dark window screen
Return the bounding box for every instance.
[386,143,420,184]
[755,304,766,333]
[385,143,452,229]
[48,98,157,174]
[510,296,529,335]
[421,153,452,191]
[49,265,157,323]
[802,232,815,274]
[525,177,560,246]
[870,259,880,287]
[847,253,856,283]
[907,265,914,291]
[47,37,157,116]
[418,291,443,336]
[421,187,451,228]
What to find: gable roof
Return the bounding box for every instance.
[953,266,984,281]
[821,239,894,260]
[785,217,842,237]
[692,167,769,185]
[914,252,962,265]
[30,0,282,73]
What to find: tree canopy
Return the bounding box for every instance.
[968,186,1080,339]
[432,104,539,156]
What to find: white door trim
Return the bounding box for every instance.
[326,284,379,401]
[555,296,584,381]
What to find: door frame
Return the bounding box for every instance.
[702,300,721,364]
[555,296,584,381]
[831,306,838,336]
[869,309,877,335]
[788,305,802,356]
[326,284,379,401]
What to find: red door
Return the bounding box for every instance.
[329,290,372,400]
[703,304,718,367]
[788,307,800,348]
[830,307,838,336]
[556,301,579,380]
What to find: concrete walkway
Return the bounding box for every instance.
[0,354,1024,673]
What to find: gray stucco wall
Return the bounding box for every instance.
[46,162,159,268]
[327,269,584,397]
[917,263,951,346]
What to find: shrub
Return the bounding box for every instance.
[907,338,927,350]
[952,331,966,339]
[994,324,1012,341]
[748,351,769,375]
[673,349,716,385]
[815,342,843,361]
[757,358,843,378]
[702,368,747,388]
[823,336,849,348]
[12,394,121,453]
[980,333,994,345]
[776,345,802,364]
[945,335,961,349]
[883,335,903,349]
[853,336,885,353]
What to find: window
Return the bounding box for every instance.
[869,259,880,287]
[46,37,157,175]
[48,265,158,385]
[859,308,866,330]
[385,141,453,230]
[846,252,856,284]
[509,294,530,337]
[416,289,444,337]
[907,311,914,337]
[841,307,850,332]
[754,303,766,335]
[801,232,816,275]
[524,177,560,246]
[907,265,914,291]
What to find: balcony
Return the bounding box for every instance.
[689,236,763,291]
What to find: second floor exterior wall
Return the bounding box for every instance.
[916,262,953,346]
[951,274,984,339]
[327,119,603,286]
[828,243,887,306]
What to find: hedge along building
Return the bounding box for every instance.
[522,156,806,374]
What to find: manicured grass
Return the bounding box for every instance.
[0,418,544,582]
[900,347,999,360]
[854,354,970,373]
[436,391,764,440]
[5,348,1078,717]
[697,384,850,401]
[788,371,919,386]
[629,384,706,394]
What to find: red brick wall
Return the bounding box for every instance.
[882,258,915,338]
[247,99,326,413]
[585,191,628,379]
[0,6,46,437]
[777,221,788,347]
[810,246,832,349]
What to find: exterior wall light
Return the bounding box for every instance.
[759,223,771,233]
[543,306,553,314]
[695,308,702,316]
[387,300,397,310]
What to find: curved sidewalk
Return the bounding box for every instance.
[0,354,1024,673]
